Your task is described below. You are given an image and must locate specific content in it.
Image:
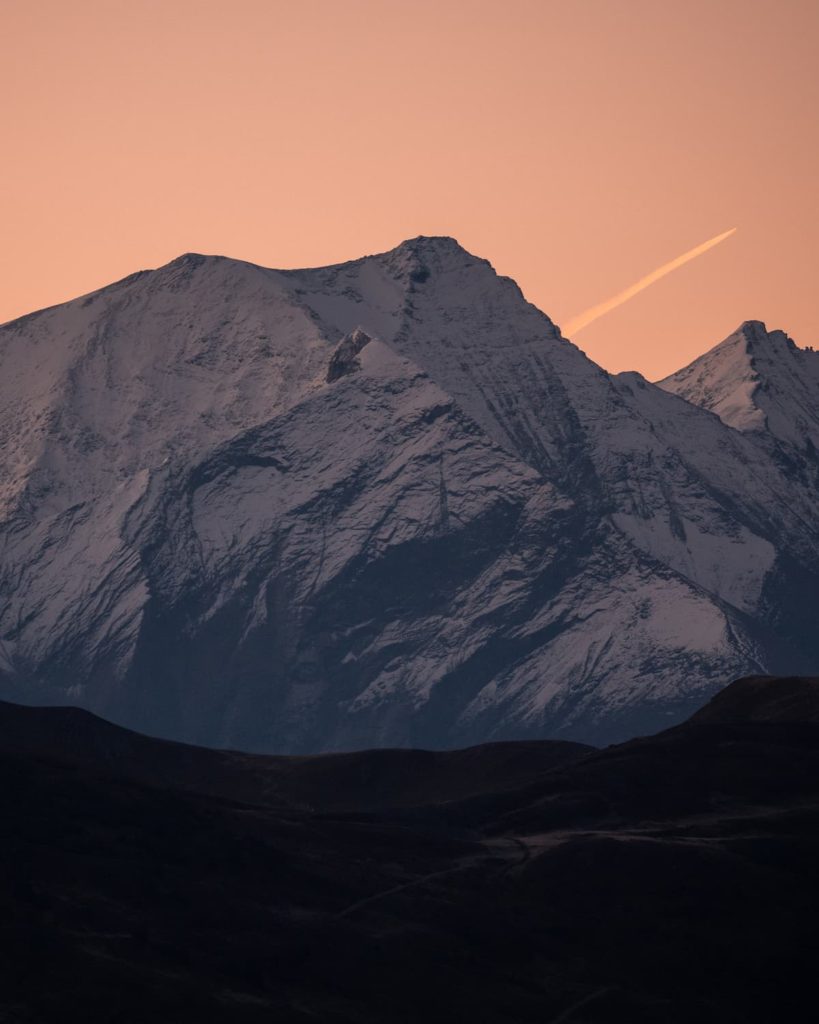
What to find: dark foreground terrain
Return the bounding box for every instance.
[2,676,819,1023]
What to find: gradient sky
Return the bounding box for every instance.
[2,0,817,379]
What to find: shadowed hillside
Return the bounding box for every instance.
[2,675,819,1022]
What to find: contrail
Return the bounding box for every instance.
[563,228,737,336]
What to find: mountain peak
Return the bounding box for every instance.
[386,235,489,276]
[658,321,819,446]
[393,234,469,254]
[735,319,799,355]
[736,318,769,336]
[160,252,231,275]
[735,319,769,352]
[171,251,210,264]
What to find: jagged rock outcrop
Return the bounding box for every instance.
[326,327,373,382]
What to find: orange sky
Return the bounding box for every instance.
[2,0,817,379]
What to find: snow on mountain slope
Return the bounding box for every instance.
[1,240,817,751]
[658,320,819,450]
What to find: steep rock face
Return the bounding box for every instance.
[1,239,818,750]
[326,328,372,382]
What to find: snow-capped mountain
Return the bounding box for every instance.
[1,238,817,751]
[658,320,819,451]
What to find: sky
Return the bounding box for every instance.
[1,0,817,379]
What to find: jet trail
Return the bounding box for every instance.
[563,228,737,336]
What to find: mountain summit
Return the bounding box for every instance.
[658,320,819,449]
[1,239,818,751]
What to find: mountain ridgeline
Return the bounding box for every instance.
[1,238,817,751]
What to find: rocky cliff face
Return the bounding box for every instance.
[1,238,817,751]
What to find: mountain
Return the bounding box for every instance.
[658,320,819,450]
[2,677,819,1022]
[1,239,818,750]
